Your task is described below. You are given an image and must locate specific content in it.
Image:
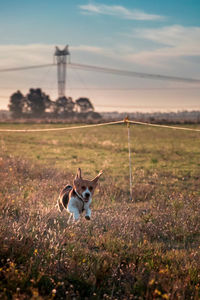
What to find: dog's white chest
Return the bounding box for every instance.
[67,196,82,213]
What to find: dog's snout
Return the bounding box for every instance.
[85,192,90,198]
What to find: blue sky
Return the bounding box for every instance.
[0,0,200,111]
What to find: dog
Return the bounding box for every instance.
[57,168,103,223]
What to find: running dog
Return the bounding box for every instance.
[57,168,103,223]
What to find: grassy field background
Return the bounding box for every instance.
[0,122,200,299]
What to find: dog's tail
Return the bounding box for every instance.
[56,185,73,212]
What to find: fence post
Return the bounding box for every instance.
[124,117,133,201]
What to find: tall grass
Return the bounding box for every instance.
[0,123,200,299]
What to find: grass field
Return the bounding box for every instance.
[0,122,200,299]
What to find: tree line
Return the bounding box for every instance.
[8,88,101,119]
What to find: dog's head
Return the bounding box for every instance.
[73,168,103,202]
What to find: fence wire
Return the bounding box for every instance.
[0,119,200,132]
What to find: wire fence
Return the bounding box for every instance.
[128,120,200,132]
[0,120,123,132]
[0,119,200,132]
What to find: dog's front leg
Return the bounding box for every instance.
[85,205,91,220]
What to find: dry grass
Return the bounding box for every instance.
[0,123,200,299]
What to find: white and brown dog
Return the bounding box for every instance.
[57,168,103,223]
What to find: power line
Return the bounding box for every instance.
[0,61,200,84]
[95,104,200,109]
[68,63,200,84]
[1,86,200,92]
[66,87,200,91]
[0,63,54,73]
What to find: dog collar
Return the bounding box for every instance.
[74,189,84,202]
[74,189,86,212]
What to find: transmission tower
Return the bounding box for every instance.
[54,45,70,98]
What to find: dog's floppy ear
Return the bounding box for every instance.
[92,170,103,183]
[75,168,82,180]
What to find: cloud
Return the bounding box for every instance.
[123,25,200,67]
[132,25,200,50]
[0,44,54,68]
[72,26,200,70]
[79,3,165,21]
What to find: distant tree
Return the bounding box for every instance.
[75,98,94,113]
[8,90,24,118]
[25,88,52,117]
[54,96,75,114]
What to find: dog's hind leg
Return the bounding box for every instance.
[67,213,73,225]
[67,202,80,223]
[67,212,80,224]
[56,198,64,212]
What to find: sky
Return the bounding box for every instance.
[0,0,200,112]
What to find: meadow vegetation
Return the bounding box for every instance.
[0,123,200,299]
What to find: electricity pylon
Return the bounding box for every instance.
[54,45,70,98]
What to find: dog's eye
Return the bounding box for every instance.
[89,186,93,191]
[81,186,86,190]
